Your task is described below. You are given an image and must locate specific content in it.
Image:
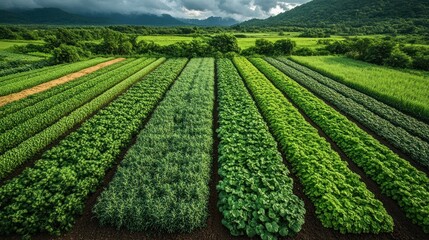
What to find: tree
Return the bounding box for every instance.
[384,47,412,68]
[52,44,81,64]
[274,39,296,55]
[255,39,275,55]
[208,34,240,53]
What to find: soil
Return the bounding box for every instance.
[0,58,125,107]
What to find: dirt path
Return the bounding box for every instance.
[0,58,125,107]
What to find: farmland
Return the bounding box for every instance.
[0,30,428,240]
[0,54,427,240]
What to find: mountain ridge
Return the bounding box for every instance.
[0,8,240,26]
[240,0,429,30]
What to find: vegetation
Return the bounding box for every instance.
[216,59,305,239]
[276,57,429,143]
[250,58,429,233]
[0,58,184,236]
[239,0,429,35]
[0,58,163,179]
[267,57,429,168]
[324,38,429,70]
[290,56,429,123]
[0,57,109,96]
[234,57,393,234]
[94,58,213,232]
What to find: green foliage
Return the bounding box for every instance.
[0,59,161,178]
[277,57,429,144]
[94,58,213,232]
[290,56,429,122]
[234,57,393,234]
[0,58,181,236]
[52,44,81,64]
[270,57,429,167]
[251,57,429,234]
[239,0,429,35]
[324,38,428,70]
[0,57,108,96]
[216,58,305,239]
[208,33,241,53]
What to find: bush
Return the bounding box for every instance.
[413,54,429,71]
[208,34,240,53]
[255,39,275,55]
[52,44,81,64]
[274,39,295,55]
[384,47,412,68]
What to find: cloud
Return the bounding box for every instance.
[0,0,311,21]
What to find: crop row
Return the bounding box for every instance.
[0,57,109,96]
[0,62,68,83]
[266,57,429,168]
[277,57,429,144]
[0,59,127,118]
[216,58,305,239]
[251,58,429,233]
[0,58,131,132]
[0,58,165,179]
[0,58,155,155]
[0,58,185,236]
[290,56,429,123]
[94,58,213,232]
[233,57,393,234]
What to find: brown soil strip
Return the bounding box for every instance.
[0,58,125,107]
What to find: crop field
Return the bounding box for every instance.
[0,56,428,240]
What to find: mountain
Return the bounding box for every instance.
[0,8,103,24]
[240,0,429,28]
[0,8,188,26]
[179,17,239,27]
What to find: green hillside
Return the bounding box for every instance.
[241,0,429,33]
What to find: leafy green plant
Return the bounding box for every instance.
[94,58,213,233]
[0,58,162,178]
[216,58,305,239]
[267,57,429,167]
[276,57,429,143]
[250,57,429,233]
[233,56,393,234]
[0,58,185,236]
[0,57,109,96]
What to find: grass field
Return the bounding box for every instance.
[0,56,428,240]
[291,56,429,121]
[0,40,44,50]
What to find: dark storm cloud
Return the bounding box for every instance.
[0,0,311,20]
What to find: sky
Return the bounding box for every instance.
[0,0,311,21]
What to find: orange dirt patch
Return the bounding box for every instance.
[0,58,126,107]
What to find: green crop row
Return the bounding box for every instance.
[216,58,305,240]
[0,62,68,83]
[0,57,109,96]
[250,57,429,233]
[0,58,134,133]
[0,59,127,118]
[277,57,429,144]
[0,58,185,236]
[290,56,429,123]
[0,58,154,154]
[266,57,429,168]
[0,58,165,179]
[94,58,213,233]
[234,57,393,234]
